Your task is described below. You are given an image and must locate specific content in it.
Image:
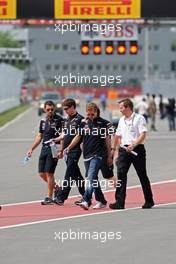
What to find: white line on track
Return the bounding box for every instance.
[0,201,176,230]
[2,178,176,207]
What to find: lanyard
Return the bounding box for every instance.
[124,113,135,128]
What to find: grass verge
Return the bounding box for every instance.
[0,104,31,127]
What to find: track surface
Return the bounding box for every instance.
[0,101,176,264]
[1,181,176,230]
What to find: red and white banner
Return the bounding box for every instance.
[81,24,138,41]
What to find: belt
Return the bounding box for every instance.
[123,144,144,148]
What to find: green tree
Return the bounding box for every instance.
[0,31,29,70]
[0,32,21,48]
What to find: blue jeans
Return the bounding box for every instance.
[83,158,107,205]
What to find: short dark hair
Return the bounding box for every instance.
[44,101,56,108]
[62,98,76,109]
[118,98,133,111]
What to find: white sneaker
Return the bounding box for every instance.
[80,201,89,210]
[93,202,107,209]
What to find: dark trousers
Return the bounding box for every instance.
[115,145,154,207]
[57,151,85,201]
[167,114,175,131]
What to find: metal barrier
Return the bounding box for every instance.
[0,63,24,113]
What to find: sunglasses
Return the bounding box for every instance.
[45,108,54,112]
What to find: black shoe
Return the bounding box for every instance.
[109,202,125,210]
[0,205,1,210]
[54,197,64,206]
[41,197,54,205]
[54,185,62,198]
[142,201,155,209]
[74,198,91,207]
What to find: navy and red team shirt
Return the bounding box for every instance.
[63,112,84,152]
[78,117,113,160]
[39,113,63,144]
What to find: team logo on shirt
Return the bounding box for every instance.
[41,120,46,131]
[83,124,90,133]
[50,121,57,128]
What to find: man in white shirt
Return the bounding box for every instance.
[135,98,149,123]
[110,98,154,209]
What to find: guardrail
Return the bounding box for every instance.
[0,63,24,113]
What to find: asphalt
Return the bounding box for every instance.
[0,100,176,264]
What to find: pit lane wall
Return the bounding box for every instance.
[0,63,24,113]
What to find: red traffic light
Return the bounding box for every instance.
[93,46,101,54]
[81,41,89,55]
[93,41,101,55]
[81,45,89,55]
[130,41,138,54]
[106,42,114,55]
[117,42,126,55]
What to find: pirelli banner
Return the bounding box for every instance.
[0,0,16,19]
[55,0,141,19]
[1,0,176,20]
